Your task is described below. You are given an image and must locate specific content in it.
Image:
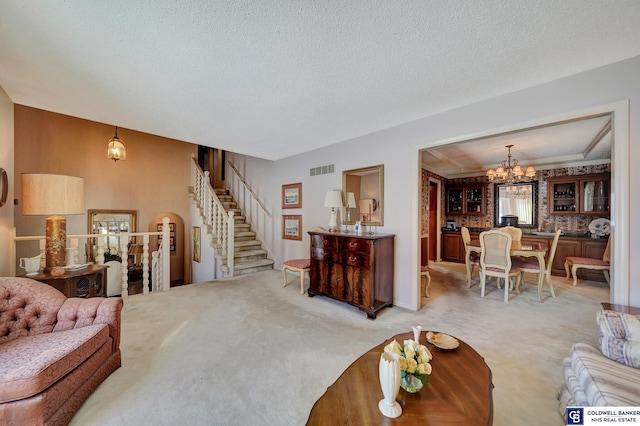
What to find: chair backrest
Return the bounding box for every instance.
[499,226,522,241]
[479,230,513,272]
[105,260,123,297]
[461,226,471,245]
[545,229,563,274]
[603,237,611,263]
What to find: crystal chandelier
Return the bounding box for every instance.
[107,126,126,162]
[486,144,535,182]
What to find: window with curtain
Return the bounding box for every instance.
[495,183,537,227]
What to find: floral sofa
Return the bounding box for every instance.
[558,310,640,414]
[0,277,123,425]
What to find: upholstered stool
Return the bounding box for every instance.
[282,258,311,294]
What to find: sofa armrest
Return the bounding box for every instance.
[53,297,124,352]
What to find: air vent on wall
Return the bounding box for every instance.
[310,164,335,176]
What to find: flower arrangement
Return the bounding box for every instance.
[383,339,432,393]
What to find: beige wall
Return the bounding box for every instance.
[13,106,196,282]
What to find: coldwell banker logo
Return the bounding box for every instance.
[567,408,583,425]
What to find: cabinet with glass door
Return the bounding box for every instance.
[579,174,610,215]
[547,173,610,216]
[446,185,485,215]
[446,188,464,214]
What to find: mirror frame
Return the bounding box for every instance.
[493,181,538,229]
[87,209,138,261]
[342,164,384,226]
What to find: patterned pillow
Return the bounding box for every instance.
[597,310,640,368]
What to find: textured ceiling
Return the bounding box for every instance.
[1,1,640,160]
[421,114,612,178]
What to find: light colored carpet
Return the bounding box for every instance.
[70,262,609,425]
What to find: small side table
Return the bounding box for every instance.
[28,264,108,298]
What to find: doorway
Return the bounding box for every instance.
[428,181,438,262]
[197,146,225,189]
[416,101,629,307]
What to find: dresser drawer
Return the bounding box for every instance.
[344,252,370,268]
[311,234,339,250]
[311,247,340,262]
[344,238,372,254]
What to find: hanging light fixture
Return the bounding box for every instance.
[486,144,536,182]
[107,126,126,162]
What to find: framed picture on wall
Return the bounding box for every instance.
[283,215,302,240]
[282,182,302,209]
[157,222,177,252]
[192,226,201,263]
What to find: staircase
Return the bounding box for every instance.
[204,188,274,277]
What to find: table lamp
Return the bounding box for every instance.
[22,173,85,272]
[343,192,356,232]
[324,190,343,232]
[129,243,143,266]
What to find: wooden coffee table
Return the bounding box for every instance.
[306,331,493,425]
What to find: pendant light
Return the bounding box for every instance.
[107,126,126,162]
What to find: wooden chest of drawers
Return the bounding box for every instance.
[308,231,394,319]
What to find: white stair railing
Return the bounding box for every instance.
[225,159,274,263]
[9,217,171,298]
[191,155,236,276]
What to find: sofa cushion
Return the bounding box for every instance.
[569,343,640,407]
[597,310,640,368]
[0,324,108,403]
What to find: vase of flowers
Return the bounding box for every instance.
[383,339,432,393]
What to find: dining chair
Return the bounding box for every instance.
[282,226,325,294]
[479,230,521,302]
[461,226,480,287]
[105,260,124,297]
[514,229,561,302]
[499,226,522,241]
[420,265,431,297]
[564,237,611,286]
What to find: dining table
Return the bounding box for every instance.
[466,239,549,301]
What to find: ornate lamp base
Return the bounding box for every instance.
[44,215,67,273]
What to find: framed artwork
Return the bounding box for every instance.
[192,226,201,262]
[282,182,302,209]
[157,222,177,252]
[283,215,302,240]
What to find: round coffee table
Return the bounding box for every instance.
[306,331,494,425]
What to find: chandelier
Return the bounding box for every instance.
[502,184,532,199]
[107,126,126,162]
[486,144,535,182]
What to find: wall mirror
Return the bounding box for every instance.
[494,182,538,228]
[342,164,384,226]
[87,209,137,261]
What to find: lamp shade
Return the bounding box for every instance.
[346,192,356,208]
[129,244,143,255]
[22,174,85,215]
[324,190,343,208]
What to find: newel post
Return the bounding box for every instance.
[162,217,171,291]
